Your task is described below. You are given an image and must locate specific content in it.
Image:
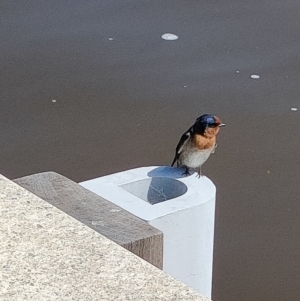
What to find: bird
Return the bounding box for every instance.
[171,114,225,177]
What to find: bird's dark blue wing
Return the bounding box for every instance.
[171,129,191,166]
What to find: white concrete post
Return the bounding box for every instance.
[80,166,216,299]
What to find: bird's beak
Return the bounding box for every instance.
[219,123,226,127]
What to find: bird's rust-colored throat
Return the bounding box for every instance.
[194,134,216,150]
[194,119,224,150]
[204,126,221,138]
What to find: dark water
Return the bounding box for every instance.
[1,1,300,300]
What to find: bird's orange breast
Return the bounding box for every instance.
[193,134,216,150]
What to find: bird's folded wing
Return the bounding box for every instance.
[171,130,191,166]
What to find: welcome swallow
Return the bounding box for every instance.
[171,114,225,177]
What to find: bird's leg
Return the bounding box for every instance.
[197,166,203,178]
[182,166,191,176]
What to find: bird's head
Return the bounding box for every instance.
[194,114,225,136]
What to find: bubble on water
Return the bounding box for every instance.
[161,33,179,41]
[291,108,297,111]
[250,74,260,79]
[51,99,57,103]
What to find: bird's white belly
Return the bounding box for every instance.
[179,147,213,168]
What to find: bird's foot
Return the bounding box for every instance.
[182,167,191,176]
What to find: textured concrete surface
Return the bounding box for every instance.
[0,174,209,301]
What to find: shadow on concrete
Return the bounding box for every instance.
[147,166,196,179]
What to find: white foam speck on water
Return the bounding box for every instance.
[291,108,298,111]
[51,99,57,103]
[236,70,240,74]
[250,74,260,79]
[161,33,179,41]
[183,85,187,88]
[108,37,114,41]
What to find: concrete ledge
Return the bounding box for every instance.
[14,172,163,269]
[1,174,209,300]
